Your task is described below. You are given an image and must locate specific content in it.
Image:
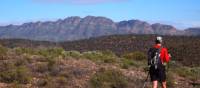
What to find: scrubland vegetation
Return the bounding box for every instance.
[0,35,200,88]
[0,45,199,88]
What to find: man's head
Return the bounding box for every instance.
[155,36,162,44]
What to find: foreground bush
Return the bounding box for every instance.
[90,69,128,88]
[166,71,176,88]
[174,66,200,80]
[0,64,31,84]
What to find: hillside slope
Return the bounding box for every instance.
[59,35,200,67]
[0,34,200,67]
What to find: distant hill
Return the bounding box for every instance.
[0,16,198,41]
[185,27,200,36]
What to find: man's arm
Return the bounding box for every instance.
[164,48,170,63]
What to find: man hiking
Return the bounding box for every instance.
[147,36,171,88]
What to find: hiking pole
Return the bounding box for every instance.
[142,71,150,88]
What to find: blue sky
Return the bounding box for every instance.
[0,0,200,29]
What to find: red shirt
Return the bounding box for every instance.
[154,44,170,63]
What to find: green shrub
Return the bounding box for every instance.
[0,65,31,84]
[82,51,103,62]
[167,71,175,88]
[14,47,36,55]
[122,51,147,61]
[35,63,48,73]
[15,66,31,84]
[37,76,54,87]
[174,67,200,80]
[101,50,118,63]
[8,82,24,88]
[57,76,68,86]
[90,69,128,88]
[47,58,56,68]
[82,51,117,63]
[0,61,16,83]
[120,58,136,69]
[37,78,48,87]
[61,50,82,59]
[101,50,117,58]
[15,58,28,66]
[37,76,68,88]
[37,47,64,58]
[0,45,7,57]
[46,58,61,76]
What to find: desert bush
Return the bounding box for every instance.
[101,50,118,63]
[8,82,24,88]
[37,78,48,87]
[120,58,137,69]
[174,66,200,80]
[36,76,55,87]
[37,76,68,88]
[56,76,68,86]
[37,47,64,58]
[14,58,28,66]
[34,48,63,76]
[46,58,61,76]
[82,51,103,63]
[62,50,82,59]
[0,65,31,84]
[166,71,176,88]
[82,51,117,63]
[122,51,147,61]
[101,50,117,58]
[15,66,31,84]
[14,47,36,55]
[0,61,16,83]
[35,63,48,73]
[47,58,56,68]
[0,45,7,57]
[49,65,61,76]
[90,69,128,88]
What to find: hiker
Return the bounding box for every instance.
[147,36,171,88]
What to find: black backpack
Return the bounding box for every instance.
[148,47,163,69]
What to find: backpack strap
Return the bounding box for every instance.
[147,48,154,66]
[158,46,163,65]
[158,46,163,56]
[153,46,163,69]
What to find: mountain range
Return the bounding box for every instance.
[0,16,199,41]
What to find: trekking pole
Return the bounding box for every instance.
[142,71,150,88]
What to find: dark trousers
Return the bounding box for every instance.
[149,65,166,82]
